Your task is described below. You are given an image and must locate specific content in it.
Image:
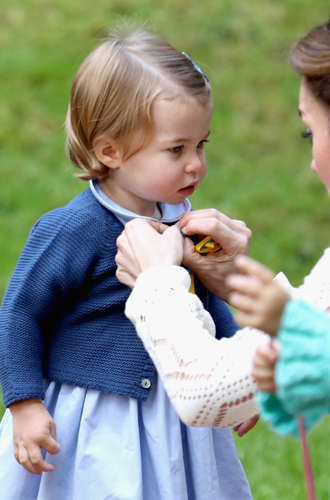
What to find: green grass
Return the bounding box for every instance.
[234,416,330,499]
[1,0,330,497]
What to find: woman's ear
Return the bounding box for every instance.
[94,140,122,169]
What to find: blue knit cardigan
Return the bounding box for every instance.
[0,188,239,407]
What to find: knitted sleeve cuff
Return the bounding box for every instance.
[276,299,330,415]
[257,391,326,438]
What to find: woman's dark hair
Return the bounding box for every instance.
[291,19,330,108]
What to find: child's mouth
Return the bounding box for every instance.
[178,184,196,197]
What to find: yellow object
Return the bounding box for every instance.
[194,235,222,254]
[189,236,221,293]
[189,272,195,294]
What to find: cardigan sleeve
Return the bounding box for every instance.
[125,265,269,428]
[0,208,109,406]
[257,299,330,436]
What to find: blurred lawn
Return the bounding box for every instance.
[1,0,330,497]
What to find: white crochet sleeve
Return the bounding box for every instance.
[125,265,269,428]
[275,247,330,311]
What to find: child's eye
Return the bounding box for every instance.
[197,139,210,149]
[301,129,312,142]
[169,146,183,153]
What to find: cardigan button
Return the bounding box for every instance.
[141,378,151,389]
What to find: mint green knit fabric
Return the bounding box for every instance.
[257,299,330,437]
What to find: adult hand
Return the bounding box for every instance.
[177,209,252,302]
[116,218,184,288]
[9,398,61,475]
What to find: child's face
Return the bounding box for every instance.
[104,97,213,218]
[299,80,330,195]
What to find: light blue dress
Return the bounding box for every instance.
[0,183,252,499]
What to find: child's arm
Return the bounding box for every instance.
[9,399,61,474]
[226,255,291,336]
[0,208,110,408]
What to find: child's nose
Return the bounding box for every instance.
[185,155,203,173]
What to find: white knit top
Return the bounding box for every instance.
[125,265,268,428]
[125,249,330,428]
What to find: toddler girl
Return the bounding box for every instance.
[0,25,253,499]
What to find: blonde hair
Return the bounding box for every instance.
[66,25,211,180]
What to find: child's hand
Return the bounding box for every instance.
[226,255,291,336]
[9,398,61,475]
[116,218,184,288]
[252,343,279,393]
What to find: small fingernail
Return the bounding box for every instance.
[181,226,187,235]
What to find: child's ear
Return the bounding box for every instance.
[94,140,122,169]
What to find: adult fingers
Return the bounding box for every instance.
[116,230,144,268]
[181,218,251,254]
[117,220,157,254]
[119,219,179,259]
[178,211,251,251]
[162,226,184,258]
[124,218,168,239]
[115,267,135,289]
[234,415,260,437]
[182,234,195,256]
[178,209,240,231]
[233,219,248,228]
[144,219,170,234]
[123,223,183,266]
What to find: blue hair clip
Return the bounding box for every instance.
[182,52,209,83]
